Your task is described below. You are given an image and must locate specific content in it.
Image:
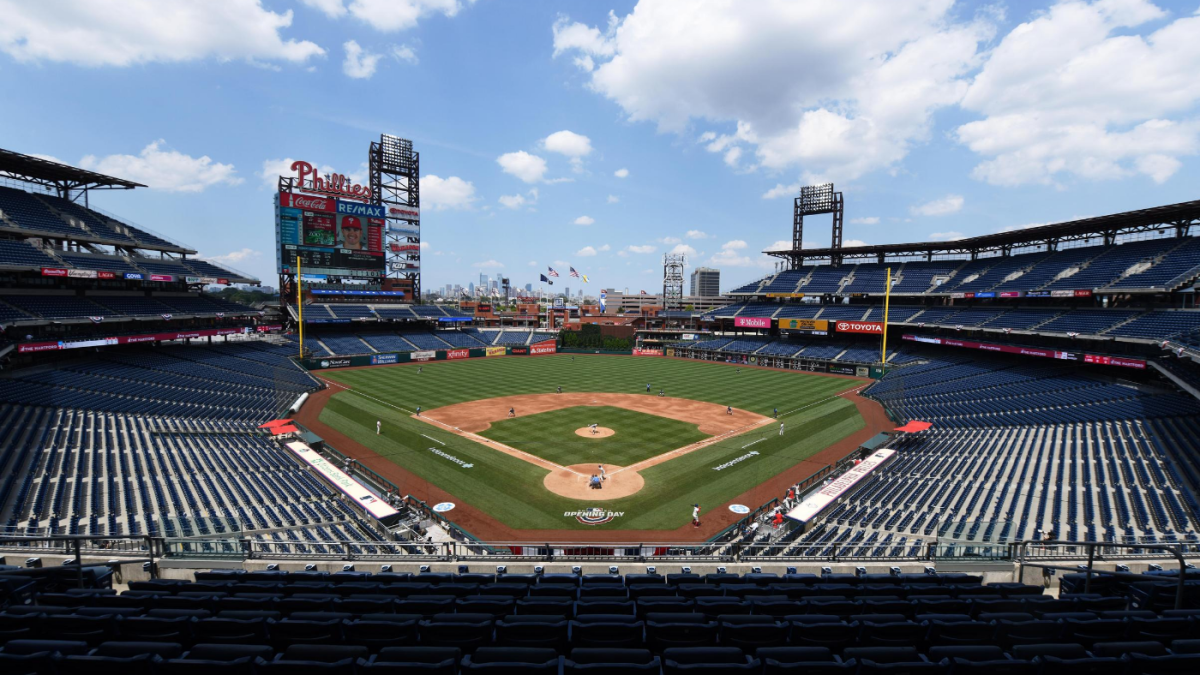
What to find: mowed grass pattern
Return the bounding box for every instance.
[479,406,709,467]
[317,355,864,531]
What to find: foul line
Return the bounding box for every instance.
[422,434,445,446]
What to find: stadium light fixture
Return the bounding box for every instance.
[343,564,355,572]
[608,566,619,575]
[419,565,431,574]
[380,565,393,573]
[496,566,507,575]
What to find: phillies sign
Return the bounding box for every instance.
[290,160,373,202]
[836,321,884,334]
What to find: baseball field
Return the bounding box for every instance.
[301,354,885,537]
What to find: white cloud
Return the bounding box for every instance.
[573,215,595,226]
[498,187,538,209]
[911,194,964,216]
[658,236,681,245]
[607,194,620,204]
[0,0,325,67]
[528,260,538,267]
[543,130,593,157]
[766,240,794,252]
[761,182,801,200]
[929,231,966,241]
[613,168,629,178]
[553,1,992,181]
[315,0,475,33]
[843,239,869,247]
[598,244,611,252]
[420,174,476,210]
[709,239,773,268]
[722,239,747,250]
[203,248,261,264]
[79,140,241,192]
[473,259,504,269]
[627,244,657,254]
[850,216,880,225]
[686,230,709,239]
[956,0,1200,186]
[577,246,599,257]
[342,40,382,78]
[669,243,697,257]
[497,151,548,183]
[392,44,418,64]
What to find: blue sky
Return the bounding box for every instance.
[2,0,1199,294]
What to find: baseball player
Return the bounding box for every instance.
[598,464,606,480]
[376,420,381,435]
[658,389,664,397]
[779,422,784,436]
[646,383,651,393]
[773,407,778,418]
[557,386,563,394]
[692,504,701,527]
[418,366,423,374]
[416,406,422,417]
[590,423,598,435]
[508,407,515,418]
[726,405,733,415]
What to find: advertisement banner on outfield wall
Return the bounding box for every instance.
[666,348,676,357]
[734,316,771,328]
[446,349,470,360]
[632,348,663,356]
[826,364,857,375]
[530,342,557,355]
[370,354,399,365]
[778,318,829,331]
[486,346,506,357]
[835,320,884,334]
[411,350,436,362]
[509,346,530,355]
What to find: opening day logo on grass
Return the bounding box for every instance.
[565,507,625,525]
[712,450,760,471]
[428,447,474,468]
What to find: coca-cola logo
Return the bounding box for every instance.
[291,160,373,202]
[289,194,334,211]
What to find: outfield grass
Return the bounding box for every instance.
[317,355,865,531]
[479,406,709,467]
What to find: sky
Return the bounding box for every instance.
[2,0,1199,294]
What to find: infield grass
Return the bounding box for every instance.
[479,406,709,467]
[317,354,865,531]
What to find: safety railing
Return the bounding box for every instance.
[0,534,160,586]
[1013,539,1194,610]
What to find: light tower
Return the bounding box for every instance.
[369,134,421,300]
[663,253,685,320]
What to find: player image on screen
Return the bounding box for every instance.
[340,215,364,250]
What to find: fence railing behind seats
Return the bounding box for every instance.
[0,535,160,587]
[1012,539,1193,610]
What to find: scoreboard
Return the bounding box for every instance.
[276,192,386,279]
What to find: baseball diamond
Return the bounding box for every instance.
[295,353,887,538]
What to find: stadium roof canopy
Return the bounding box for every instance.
[0,147,145,196]
[767,199,1200,264]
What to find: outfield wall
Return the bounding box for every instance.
[300,341,557,370]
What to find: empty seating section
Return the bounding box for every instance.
[817,306,868,321]
[867,354,1200,428]
[0,187,84,237]
[327,305,376,319]
[893,262,959,293]
[184,258,242,280]
[0,299,31,323]
[840,265,891,293]
[736,303,779,317]
[438,331,488,348]
[941,258,1000,292]
[0,240,60,268]
[319,335,371,356]
[7,565,1199,674]
[0,342,316,422]
[493,331,533,346]
[1,295,110,319]
[863,306,924,323]
[957,252,1050,293]
[757,340,805,357]
[157,296,253,315]
[411,305,447,317]
[1110,237,1200,289]
[56,252,141,273]
[937,308,1004,327]
[774,304,821,318]
[800,266,849,293]
[360,334,415,353]
[92,296,176,316]
[979,308,1061,330]
[1044,238,1172,290]
[402,332,451,350]
[371,306,416,320]
[721,337,771,353]
[760,269,807,293]
[994,246,1100,291]
[1038,309,1138,334]
[1106,311,1200,340]
[130,258,193,277]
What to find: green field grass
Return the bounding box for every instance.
[317,354,865,531]
[479,406,709,467]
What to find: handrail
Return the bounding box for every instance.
[1013,539,1190,610]
[0,534,158,587]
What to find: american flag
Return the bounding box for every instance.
[569,266,580,278]
[547,266,559,278]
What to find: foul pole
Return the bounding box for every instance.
[297,255,304,359]
[880,266,891,365]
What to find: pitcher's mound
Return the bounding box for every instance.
[575,426,615,438]
[544,463,645,500]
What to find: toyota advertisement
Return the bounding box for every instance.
[276,192,386,278]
